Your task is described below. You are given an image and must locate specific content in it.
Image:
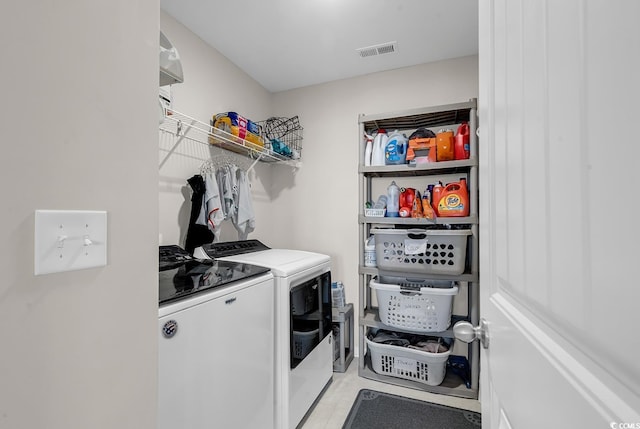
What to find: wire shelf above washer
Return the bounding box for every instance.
[159,108,302,168]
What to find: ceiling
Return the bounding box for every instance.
[160,0,479,93]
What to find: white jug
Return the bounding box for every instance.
[372,130,388,166]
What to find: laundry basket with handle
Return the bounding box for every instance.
[370,276,458,332]
[366,335,452,386]
[372,228,471,275]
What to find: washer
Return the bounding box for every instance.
[158,245,275,429]
[195,240,333,429]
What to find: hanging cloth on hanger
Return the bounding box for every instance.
[217,164,235,220]
[199,172,225,240]
[232,168,255,240]
[227,163,240,222]
[184,174,214,254]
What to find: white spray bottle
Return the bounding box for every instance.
[364,133,373,166]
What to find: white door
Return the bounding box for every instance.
[477,1,640,427]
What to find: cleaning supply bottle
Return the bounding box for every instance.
[385,181,400,217]
[372,129,388,166]
[436,129,455,161]
[364,133,373,166]
[411,190,424,218]
[454,122,470,160]
[422,192,436,219]
[372,194,387,210]
[431,182,443,215]
[384,130,408,165]
[426,184,434,204]
[331,281,345,308]
[437,178,470,217]
[364,236,377,267]
[422,185,431,204]
[399,187,416,214]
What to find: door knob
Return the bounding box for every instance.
[453,319,489,349]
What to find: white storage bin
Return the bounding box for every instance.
[370,277,458,332]
[293,328,318,359]
[366,336,451,386]
[372,228,471,275]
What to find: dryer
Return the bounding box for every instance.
[195,240,333,429]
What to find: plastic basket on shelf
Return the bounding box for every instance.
[293,328,319,359]
[372,228,471,275]
[366,336,451,386]
[257,116,303,160]
[364,208,386,217]
[370,277,458,332]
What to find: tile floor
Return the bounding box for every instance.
[300,360,482,428]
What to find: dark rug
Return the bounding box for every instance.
[342,389,481,429]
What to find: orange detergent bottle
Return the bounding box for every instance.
[437,178,470,217]
[436,129,454,161]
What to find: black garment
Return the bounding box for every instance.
[184,174,214,254]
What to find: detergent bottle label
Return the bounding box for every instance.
[385,141,405,164]
[438,193,465,215]
[384,133,407,165]
[438,192,469,216]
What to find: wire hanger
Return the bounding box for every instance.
[199,147,251,175]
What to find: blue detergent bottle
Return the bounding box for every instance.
[385,131,408,165]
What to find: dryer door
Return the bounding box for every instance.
[290,271,331,368]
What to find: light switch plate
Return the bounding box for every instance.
[35,210,107,275]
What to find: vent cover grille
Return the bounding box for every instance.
[357,41,397,58]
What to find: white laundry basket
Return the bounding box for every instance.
[366,336,451,386]
[370,277,458,332]
[372,228,471,275]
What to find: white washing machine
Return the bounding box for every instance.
[158,245,276,429]
[195,240,333,429]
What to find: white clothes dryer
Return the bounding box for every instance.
[195,240,333,429]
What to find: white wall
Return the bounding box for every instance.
[272,56,479,353]
[0,2,159,428]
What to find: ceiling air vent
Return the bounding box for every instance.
[357,41,397,58]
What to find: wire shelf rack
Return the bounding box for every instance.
[159,108,302,168]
